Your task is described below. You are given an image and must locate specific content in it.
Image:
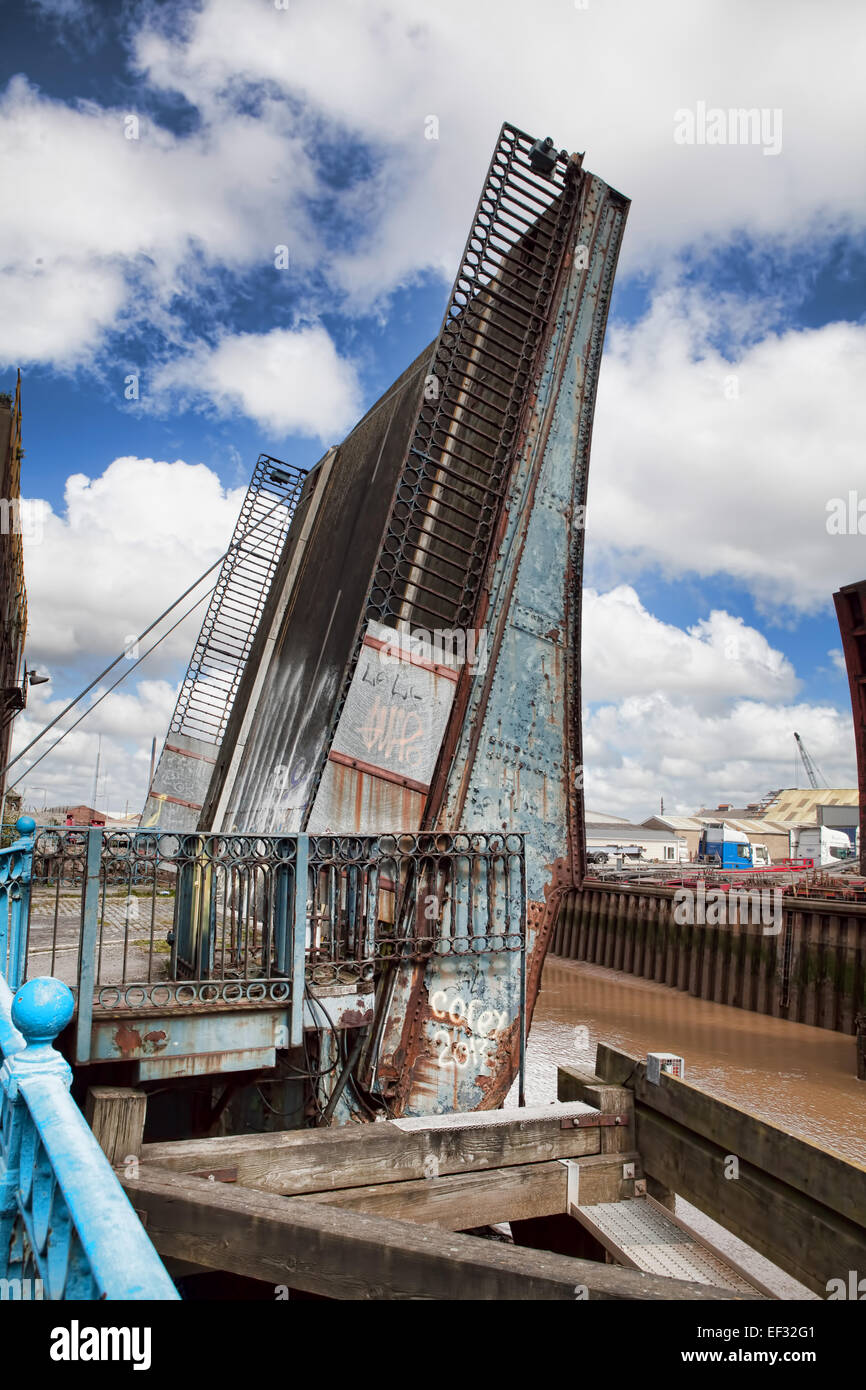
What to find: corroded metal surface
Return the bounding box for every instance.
[394,173,629,1114]
[143,124,630,1121]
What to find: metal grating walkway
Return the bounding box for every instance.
[573,1197,767,1293]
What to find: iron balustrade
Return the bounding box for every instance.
[0,973,178,1300]
[13,821,526,1060]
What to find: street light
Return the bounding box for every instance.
[2,666,50,719]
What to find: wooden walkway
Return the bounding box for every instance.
[104,1092,757,1300]
[80,1042,866,1300]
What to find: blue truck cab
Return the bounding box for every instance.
[698,822,753,869]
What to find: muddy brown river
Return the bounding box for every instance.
[507,957,866,1298]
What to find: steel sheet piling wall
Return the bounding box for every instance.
[551,884,866,1035]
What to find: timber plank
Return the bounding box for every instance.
[297,1159,568,1228]
[595,1044,866,1226]
[563,1152,642,1206]
[140,1100,603,1196]
[636,1107,866,1297]
[124,1164,750,1300]
[557,1065,634,1153]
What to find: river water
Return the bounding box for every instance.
[509,957,866,1298]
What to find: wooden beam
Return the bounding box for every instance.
[595,1043,640,1086]
[140,1100,604,1196]
[563,1153,642,1207]
[85,1085,147,1166]
[557,1066,634,1152]
[558,1066,631,1113]
[297,1159,569,1228]
[636,1107,866,1296]
[123,1164,750,1301]
[595,1044,866,1227]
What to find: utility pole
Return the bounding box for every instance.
[91,734,102,812]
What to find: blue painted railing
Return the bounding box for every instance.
[0,814,35,991]
[1,815,178,1299]
[0,973,178,1299]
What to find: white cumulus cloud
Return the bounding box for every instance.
[151,326,362,440]
[586,294,866,614]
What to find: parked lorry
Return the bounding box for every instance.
[586,844,644,866]
[796,826,855,866]
[697,823,754,869]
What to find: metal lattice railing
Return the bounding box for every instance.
[20,826,525,1029]
[170,453,307,744]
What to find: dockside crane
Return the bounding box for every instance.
[794,731,828,790]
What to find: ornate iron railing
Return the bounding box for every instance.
[17,821,525,1055]
[0,973,178,1299]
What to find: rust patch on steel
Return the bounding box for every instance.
[385,964,432,1112]
[474,1013,521,1109]
[338,1008,374,1028]
[473,873,571,1109]
[113,1023,143,1057]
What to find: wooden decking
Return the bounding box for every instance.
[82,1041,866,1300]
[105,1092,762,1300]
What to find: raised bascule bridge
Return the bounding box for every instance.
[39,122,629,1126]
[3,125,864,1302]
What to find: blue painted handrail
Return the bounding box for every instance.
[0,975,178,1300]
[0,815,36,991]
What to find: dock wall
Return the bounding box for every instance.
[550,883,866,1033]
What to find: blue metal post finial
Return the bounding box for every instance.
[11,979,75,1071]
[15,816,36,838]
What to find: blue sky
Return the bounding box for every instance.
[2,0,865,817]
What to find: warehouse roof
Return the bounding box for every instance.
[759,789,859,823]
[586,822,685,841]
[642,814,794,837]
[642,815,703,832]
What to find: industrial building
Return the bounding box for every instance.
[759,787,859,831]
[586,820,687,864]
[644,789,861,863]
[641,813,792,863]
